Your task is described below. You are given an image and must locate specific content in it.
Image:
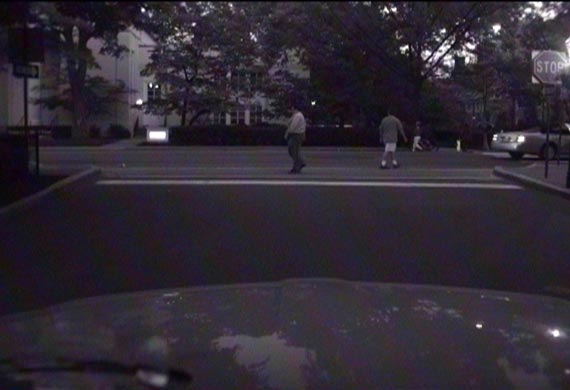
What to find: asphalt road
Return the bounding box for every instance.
[36,145,536,173]
[2,148,569,316]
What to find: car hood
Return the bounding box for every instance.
[1,279,569,389]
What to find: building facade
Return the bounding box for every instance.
[0,28,309,135]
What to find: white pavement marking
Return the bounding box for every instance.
[97,179,522,190]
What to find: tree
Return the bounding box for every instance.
[251,2,514,129]
[138,2,265,127]
[30,2,143,137]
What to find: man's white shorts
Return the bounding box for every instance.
[384,142,396,153]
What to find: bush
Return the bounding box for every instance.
[51,126,72,139]
[165,124,386,146]
[169,125,286,146]
[89,125,101,139]
[106,124,130,139]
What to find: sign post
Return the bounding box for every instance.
[13,63,41,176]
[532,50,569,179]
[7,3,44,176]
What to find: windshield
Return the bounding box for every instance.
[1,1,570,389]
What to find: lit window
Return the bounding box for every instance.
[148,82,161,102]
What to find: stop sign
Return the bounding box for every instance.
[532,50,569,85]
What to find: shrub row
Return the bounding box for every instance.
[169,125,384,146]
[90,124,131,139]
[7,126,72,139]
[7,124,131,139]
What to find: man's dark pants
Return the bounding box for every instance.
[287,133,306,171]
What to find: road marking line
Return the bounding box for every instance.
[96,179,522,190]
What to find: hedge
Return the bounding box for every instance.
[168,125,381,146]
[7,126,72,139]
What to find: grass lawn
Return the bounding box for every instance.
[37,137,118,146]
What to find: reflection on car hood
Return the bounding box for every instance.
[497,126,569,137]
[496,128,541,137]
[1,279,569,389]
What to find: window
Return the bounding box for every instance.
[231,71,240,91]
[238,110,245,125]
[251,105,263,124]
[230,111,238,125]
[211,112,226,125]
[147,82,162,102]
[250,72,263,91]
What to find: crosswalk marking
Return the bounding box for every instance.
[97,179,522,190]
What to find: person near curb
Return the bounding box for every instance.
[412,121,423,152]
[379,108,408,169]
[284,103,307,174]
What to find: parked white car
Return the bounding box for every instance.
[491,123,570,160]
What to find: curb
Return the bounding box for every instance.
[0,167,101,217]
[493,166,570,200]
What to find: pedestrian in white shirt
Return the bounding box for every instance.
[284,103,307,174]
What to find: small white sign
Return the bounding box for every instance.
[147,127,169,143]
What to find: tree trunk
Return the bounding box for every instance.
[412,80,423,123]
[68,69,90,138]
[65,29,91,138]
[510,94,516,131]
[482,83,489,150]
[188,109,211,126]
[180,90,189,126]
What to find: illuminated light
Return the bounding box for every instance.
[516,135,525,143]
[148,131,167,141]
[565,368,570,375]
[548,329,561,338]
[492,24,501,34]
[149,83,153,88]
[136,98,143,106]
[311,101,316,106]
[476,323,483,329]
[191,22,197,27]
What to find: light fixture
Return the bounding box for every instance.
[548,328,562,338]
[147,127,169,143]
[136,98,143,106]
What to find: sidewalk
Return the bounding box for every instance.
[494,162,570,199]
[99,138,142,149]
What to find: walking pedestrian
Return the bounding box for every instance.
[412,121,423,152]
[284,103,307,174]
[379,108,408,169]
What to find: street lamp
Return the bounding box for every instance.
[566,37,570,188]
